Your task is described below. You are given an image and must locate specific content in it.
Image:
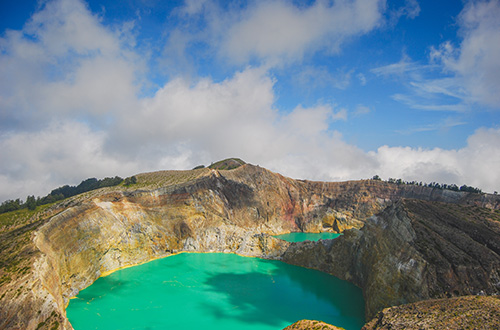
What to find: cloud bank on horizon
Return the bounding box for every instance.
[1,0,500,202]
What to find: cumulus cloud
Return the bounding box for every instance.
[170,0,386,66]
[221,0,385,64]
[0,0,141,131]
[0,0,141,200]
[371,127,500,192]
[0,121,139,202]
[110,67,355,176]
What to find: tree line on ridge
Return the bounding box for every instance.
[371,175,485,194]
[0,175,137,214]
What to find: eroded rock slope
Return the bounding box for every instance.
[1,162,499,329]
[362,295,500,330]
[283,199,500,319]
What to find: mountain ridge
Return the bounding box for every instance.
[0,161,499,329]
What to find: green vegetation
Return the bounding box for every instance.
[0,204,53,230]
[0,213,47,294]
[124,176,137,186]
[133,169,209,190]
[35,311,60,330]
[371,175,484,194]
[25,195,37,211]
[0,176,124,214]
[49,176,124,199]
[208,158,246,170]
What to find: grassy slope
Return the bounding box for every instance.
[0,204,61,292]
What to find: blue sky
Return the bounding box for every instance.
[1,0,500,201]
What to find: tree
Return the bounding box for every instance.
[26,195,37,211]
[99,176,123,188]
[372,175,381,181]
[50,185,74,199]
[0,199,22,213]
[124,176,137,186]
[76,178,99,194]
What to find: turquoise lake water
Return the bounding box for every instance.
[67,253,365,330]
[274,232,342,242]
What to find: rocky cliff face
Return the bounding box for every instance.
[283,199,500,319]
[362,295,500,330]
[1,163,500,329]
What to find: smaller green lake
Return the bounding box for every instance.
[274,232,342,242]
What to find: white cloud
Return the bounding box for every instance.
[25,0,120,57]
[371,54,431,78]
[0,121,139,202]
[295,66,353,90]
[370,127,500,192]
[171,0,386,66]
[389,0,420,22]
[357,73,367,85]
[222,0,385,64]
[396,117,466,135]
[409,79,466,100]
[0,0,142,131]
[430,0,500,109]
[0,0,142,201]
[0,63,375,201]
[377,11,500,112]
[180,0,210,16]
[373,145,461,184]
[111,67,353,171]
[354,104,371,116]
[391,93,468,112]
[372,55,468,113]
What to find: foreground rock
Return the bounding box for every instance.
[362,295,500,330]
[283,319,345,330]
[283,199,500,319]
[289,295,500,330]
[1,162,500,329]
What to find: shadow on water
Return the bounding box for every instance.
[200,271,285,327]
[200,259,365,330]
[274,260,365,320]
